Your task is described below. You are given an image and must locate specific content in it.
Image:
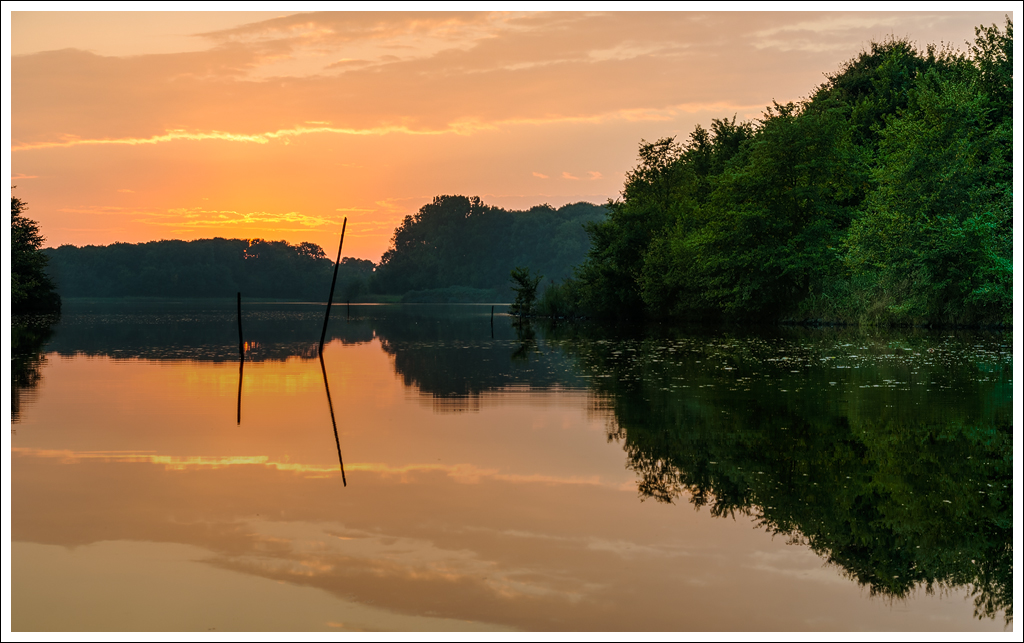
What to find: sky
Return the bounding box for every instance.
[6,7,1013,262]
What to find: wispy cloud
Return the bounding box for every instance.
[751,14,909,52]
[148,208,341,229]
[13,99,772,154]
[11,123,490,152]
[373,196,435,213]
[58,205,162,216]
[532,172,548,179]
[562,172,579,180]
[13,447,612,488]
[587,171,602,180]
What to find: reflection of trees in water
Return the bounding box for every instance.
[375,310,588,408]
[551,325,1012,624]
[379,314,1012,622]
[12,315,59,422]
[22,302,1012,621]
[510,319,537,362]
[44,306,375,362]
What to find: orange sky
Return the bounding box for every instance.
[7,9,1012,262]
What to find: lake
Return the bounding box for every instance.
[10,300,1013,631]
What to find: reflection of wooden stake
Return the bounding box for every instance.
[236,357,244,425]
[319,218,348,354]
[237,292,244,357]
[320,354,347,486]
[490,305,494,338]
[237,292,244,424]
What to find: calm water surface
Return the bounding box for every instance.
[11,301,1013,631]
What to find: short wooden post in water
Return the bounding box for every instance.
[319,218,348,353]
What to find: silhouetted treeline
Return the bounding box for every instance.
[42,198,604,303]
[544,20,1012,326]
[43,237,374,300]
[374,196,606,299]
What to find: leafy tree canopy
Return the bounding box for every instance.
[374,195,606,298]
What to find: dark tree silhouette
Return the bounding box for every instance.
[11,194,61,314]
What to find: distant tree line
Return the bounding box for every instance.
[39,198,605,303]
[539,19,1012,326]
[43,238,374,301]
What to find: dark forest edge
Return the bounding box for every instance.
[42,237,376,303]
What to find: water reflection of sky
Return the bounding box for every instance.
[11,302,1012,631]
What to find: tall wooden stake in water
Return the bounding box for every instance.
[319,218,348,354]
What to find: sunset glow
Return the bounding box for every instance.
[10,10,1008,260]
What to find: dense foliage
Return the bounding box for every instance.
[374,196,606,299]
[44,238,374,301]
[559,20,1012,326]
[508,266,543,316]
[11,196,61,313]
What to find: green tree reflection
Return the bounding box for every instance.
[549,325,1012,624]
[12,315,59,422]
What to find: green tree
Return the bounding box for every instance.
[969,17,1013,122]
[373,195,605,298]
[508,266,542,316]
[844,35,1012,325]
[11,194,61,314]
[575,137,690,317]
